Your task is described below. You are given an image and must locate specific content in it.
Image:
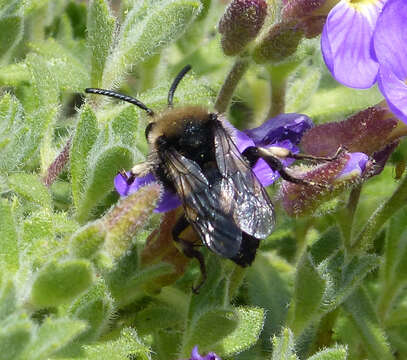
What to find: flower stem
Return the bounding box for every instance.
[267,65,287,117]
[42,138,72,187]
[337,184,362,255]
[351,174,407,253]
[215,56,250,113]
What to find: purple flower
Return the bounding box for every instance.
[322,0,407,124]
[373,0,407,123]
[114,114,313,212]
[321,0,386,88]
[188,346,221,360]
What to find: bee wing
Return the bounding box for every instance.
[164,150,242,258]
[214,122,275,239]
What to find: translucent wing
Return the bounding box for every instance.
[214,122,275,238]
[164,150,242,258]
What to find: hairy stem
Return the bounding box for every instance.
[351,174,407,253]
[267,66,287,118]
[42,138,72,187]
[215,56,250,113]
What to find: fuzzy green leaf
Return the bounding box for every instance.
[0,316,32,360]
[213,306,265,357]
[343,287,393,360]
[0,200,19,272]
[309,226,341,265]
[133,304,184,335]
[87,0,115,87]
[21,318,87,360]
[289,253,326,336]
[82,327,151,360]
[103,0,202,88]
[31,259,94,307]
[76,145,133,223]
[71,104,99,209]
[183,308,238,354]
[0,279,16,321]
[246,254,291,342]
[64,280,114,355]
[70,222,106,260]
[0,63,29,86]
[0,16,23,64]
[8,173,51,208]
[307,346,347,360]
[271,328,298,360]
[304,85,383,123]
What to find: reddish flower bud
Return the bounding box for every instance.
[282,0,338,38]
[300,105,402,157]
[281,151,371,216]
[252,21,303,64]
[219,0,267,56]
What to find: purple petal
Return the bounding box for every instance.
[243,113,313,146]
[373,0,407,80]
[321,0,384,88]
[336,152,369,180]
[377,65,407,125]
[190,346,201,360]
[114,172,181,213]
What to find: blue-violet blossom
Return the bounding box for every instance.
[186,346,221,360]
[322,0,407,123]
[114,114,313,212]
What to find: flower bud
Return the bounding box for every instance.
[103,183,161,260]
[300,105,402,157]
[218,0,267,56]
[252,21,303,64]
[281,151,371,216]
[282,0,339,38]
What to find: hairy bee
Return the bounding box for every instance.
[86,65,316,291]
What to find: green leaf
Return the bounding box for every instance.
[309,226,341,265]
[0,279,16,321]
[246,254,291,343]
[271,328,298,360]
[0,16,23,64]
[70,222,106,260]
[133,304,185,335]
[82,327,151,360]
[21,318,87,360]
[64,280,114,355]
[7,173,51,208]
[71,104,99,209]
[183,308,238,354]
[0,62,29,86]
[0,316,32,360]
[307,346,347,360]
[103,0,202,88]
[288,253,326,336]
[29,39,90,92]
[31,259,94,307]
[0,200,19,272]
[76,145,133,223]
[304,85,383,123]
[87,0,115,87]
[343,287,393,360]
[213,307,265,357]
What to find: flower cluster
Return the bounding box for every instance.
[322,0,407,124]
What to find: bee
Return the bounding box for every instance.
[85,65,320,292]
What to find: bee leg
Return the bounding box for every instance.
[172,215,207,294]
[289,145,345,162]
[242,146,321,187]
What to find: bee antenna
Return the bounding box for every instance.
[85,88,155,116]
[168,65,192,107]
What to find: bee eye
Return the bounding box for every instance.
[145,122,154,140]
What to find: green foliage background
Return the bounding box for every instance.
[0,0,406,359]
